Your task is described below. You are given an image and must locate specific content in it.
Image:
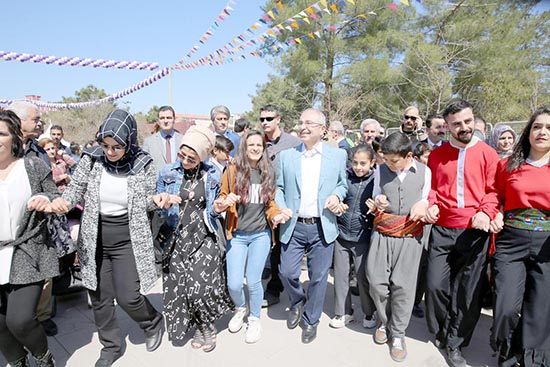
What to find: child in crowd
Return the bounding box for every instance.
[209,135,234,174]
[371,135,385,166]
[366,132,431,362]
[330,145,378,329]
[412,142,432,165]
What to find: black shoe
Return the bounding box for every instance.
[412,304,425,318]
[301,324,317,344]
[145,327,163,352]
[40,319,58,336]
[287,303,304,329]
[447,347,467,367]
[261,292,280,308]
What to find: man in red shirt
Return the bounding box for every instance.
[424,100,499,367]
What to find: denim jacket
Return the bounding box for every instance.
[156,161,221,234]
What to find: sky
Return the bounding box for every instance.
[1,1,274,116]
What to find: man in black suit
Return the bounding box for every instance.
[422,114,447,148]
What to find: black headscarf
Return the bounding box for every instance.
[82,109,152,175]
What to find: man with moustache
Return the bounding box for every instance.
[424,100,499,367]
[401,106,426,143]
[276,108,347,343]
[422,114,447,148]
[360,119,380,145]
[259,104,300,308]
[142,106,183,173]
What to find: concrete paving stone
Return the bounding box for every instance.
[1,273,499,367]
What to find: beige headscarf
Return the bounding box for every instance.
[179,125,215,161]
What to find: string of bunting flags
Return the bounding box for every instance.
[179,0,238,63]
[0,50,159,71]
[0,1,413,109]
[0,67,170,109]
[176,0,355,70]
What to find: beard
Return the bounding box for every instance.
[453,130,473,144]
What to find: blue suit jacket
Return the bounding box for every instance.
[275,143,348,245]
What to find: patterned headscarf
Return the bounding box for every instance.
[83,109,152,175]
[488,124,517,159]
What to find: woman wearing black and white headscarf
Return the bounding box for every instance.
[48,110,170,367]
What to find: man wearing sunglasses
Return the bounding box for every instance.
[259,104,300,309]
[401,106,427,142]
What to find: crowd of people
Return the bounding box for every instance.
[0,99,548,367]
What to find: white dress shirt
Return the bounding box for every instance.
[298,142,323,218]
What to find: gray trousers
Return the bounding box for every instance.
[333,237,375,317]
[367,231,423,338]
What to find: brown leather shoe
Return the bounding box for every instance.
[390,337,407,362]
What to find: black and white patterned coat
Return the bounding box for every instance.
[62,154,159,292]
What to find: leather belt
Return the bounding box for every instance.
[297,217,320,225]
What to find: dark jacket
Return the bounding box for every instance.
[337,168,375,243]
[0,157,60,284]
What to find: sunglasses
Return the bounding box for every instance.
[260,116,277,122]
[404,115,418,122]
[177,152,198,165]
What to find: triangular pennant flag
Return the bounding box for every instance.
[400,0,410,5]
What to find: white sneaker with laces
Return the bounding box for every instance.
[245,317,262,343]
[363,311,379,329]
[228,307,247,333]
[329,314,355,329]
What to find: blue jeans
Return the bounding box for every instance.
[227,229,271,318]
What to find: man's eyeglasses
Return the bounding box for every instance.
[177,152,198,165]
[404,115,418,122]
[260,116,277,122]
[297,120,323,128]
[100,143,125,153]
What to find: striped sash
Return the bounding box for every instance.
[374,212,423,238]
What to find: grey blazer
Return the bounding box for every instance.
[142,131,183,173]
[62,155,159,293]
[2,157,60,285]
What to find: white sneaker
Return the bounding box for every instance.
[363,311,378,329]
[245,317,262,343]
[228,307,247,333]
[329,314,355,329]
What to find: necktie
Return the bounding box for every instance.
[166,135,172,163]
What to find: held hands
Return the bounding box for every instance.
[365,195,389,214]
[471,211,491,232]
[409,201,428,222]
[43,197,71,214]
[272,208,293,228]
[213,193,242,213]
[424,204,440,223]
[153,193,182,209]
[27,196,51,212]
[489,212,504,233]
[324,195,344,215]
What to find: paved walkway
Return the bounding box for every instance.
[2,272,497,367]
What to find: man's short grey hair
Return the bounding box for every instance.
[210,105,230,121]
[302,108,326,126]
[330,120,344,134]
[8,100,39,121]
[360,118,380,131]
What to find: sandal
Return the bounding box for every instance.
[190,328,204,349]
[201,325,217,353]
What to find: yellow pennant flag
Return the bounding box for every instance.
[400,0,410,5]
[320,0,328,8]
